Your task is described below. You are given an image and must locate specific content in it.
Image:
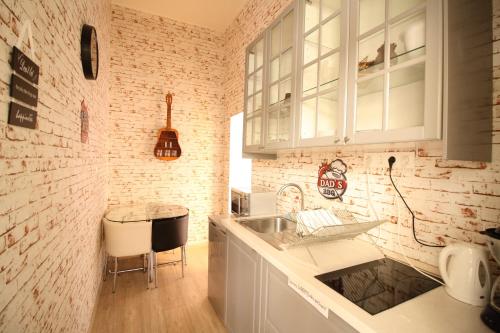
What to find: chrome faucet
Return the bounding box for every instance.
[277,183,304,211]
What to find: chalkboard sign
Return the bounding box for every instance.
[11,46,39,85]
[10,74,38,107]
[8,102,37,129]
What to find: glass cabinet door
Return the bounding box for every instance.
[244,38,265,150]
[265,9,295,148]
[349,0,441,143]
[297,0,347,147]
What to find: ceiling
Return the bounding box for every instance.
[112,0,249,33]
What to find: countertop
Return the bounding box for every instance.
[209,214,493,333]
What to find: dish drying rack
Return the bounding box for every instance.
[280,208,385,249]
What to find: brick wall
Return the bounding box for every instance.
[109,5,227,243]
[224,0,500,271]
[0,1,497,331]
[0,0,111,332]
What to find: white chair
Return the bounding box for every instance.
[103,219,152,293]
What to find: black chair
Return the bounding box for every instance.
[152,214,189,287]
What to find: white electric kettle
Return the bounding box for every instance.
[439,242,491,306]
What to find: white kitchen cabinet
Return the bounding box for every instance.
[243,0,445,153]
[243,36,265,153]
[243,5,297,154]
[260,260,358,333]
[224,231,358,333]
[265,7,297,150]
[295,0,350,147]
[346,0,443,144]
[226,233,262,333]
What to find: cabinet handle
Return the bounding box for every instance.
[334,137,340,144]
[344,136,350,143]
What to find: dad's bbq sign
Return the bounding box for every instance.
[317,159,347,200]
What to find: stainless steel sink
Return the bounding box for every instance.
[236,216,297,250]
[239,216,295,234]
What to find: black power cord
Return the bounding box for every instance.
[388,156,444,248]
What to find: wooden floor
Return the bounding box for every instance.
[90,244,226,333]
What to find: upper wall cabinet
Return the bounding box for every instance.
[243,0,444,154]
[346,0,442,144]
[296,0,349,147]
[265,8,296,149]
[243,36,265,152]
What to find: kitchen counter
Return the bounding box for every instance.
[209,215,493,333]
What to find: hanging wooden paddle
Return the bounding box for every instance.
[154,92,181,161]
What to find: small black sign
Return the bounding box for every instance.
[10,74,38,107]
[8,102,37,129]
[11,46,39,85]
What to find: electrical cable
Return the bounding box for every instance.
[388,156,444,285]
[388,156,444,248]
[395,192,444,286]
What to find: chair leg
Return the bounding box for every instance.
[154,252,158,288]
[149,251,154,283]
[183,245,187,266]
[181,246,185,278]
[143,254,147,272]
[103,253,108,281]
[112,257,118,293]
[146,253,150,289]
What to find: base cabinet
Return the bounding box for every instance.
[224,231,358,333]
[260,261,358,333]
[226,233,262,333]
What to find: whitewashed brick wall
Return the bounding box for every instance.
[0,0,111,332]
[224,0,500,271]
[1,2,497,331]
[109,5,228,243]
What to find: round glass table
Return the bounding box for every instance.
[104,203,189,222]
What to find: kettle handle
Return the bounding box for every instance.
[487,241,500,264]
[478,254,491,297]
[439,244,459,286]
[491,277,500,304]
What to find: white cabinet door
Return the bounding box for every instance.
[243,37,265,153]
[264,8,297,150]
[226,233,261,333]
[296,0,349,147]
[346,0,443,144]
[259,261,359,333]
[243,0,444,153]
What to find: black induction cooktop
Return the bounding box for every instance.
[315,257,442,315]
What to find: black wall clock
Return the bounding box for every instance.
[81,24,99,80]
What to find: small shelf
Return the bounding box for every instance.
[302,78,339,95]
